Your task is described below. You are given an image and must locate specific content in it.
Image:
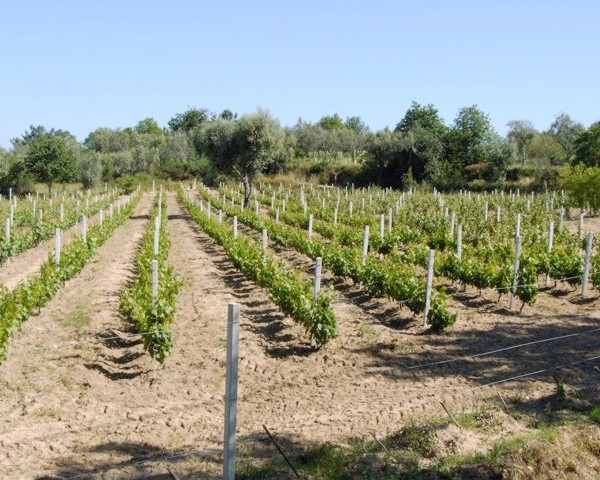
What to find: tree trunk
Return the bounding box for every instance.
[242,175,253,208]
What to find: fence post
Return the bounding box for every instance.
[223,303,240,480]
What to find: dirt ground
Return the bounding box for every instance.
[0,191,599,479]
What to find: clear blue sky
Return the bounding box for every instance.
[1,0,598,148]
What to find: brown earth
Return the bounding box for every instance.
[0,191,598,479]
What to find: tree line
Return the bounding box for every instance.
[1,103,599,197]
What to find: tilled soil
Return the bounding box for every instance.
[0,191,598,479]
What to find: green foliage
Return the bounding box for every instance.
[318,114,345,131]
[120,192,181,363]
[25,133,80,193]
[133,117,164,136]
[168,107,209,132]
[560,164,600,214]
[574,122,600,168]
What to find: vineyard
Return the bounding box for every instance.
[0,181,599,478]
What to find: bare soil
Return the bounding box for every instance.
[0,191,599,479]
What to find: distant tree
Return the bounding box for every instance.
[219,109,237,121]
[573,122,600,167]
[526,134,565,166]
[344,116,369,134]
[233,112,289,204]
[134,117,164,136]
[25,134,79,194]
[318,114,345,131]
[506,120,538,165]
[84,128,131,153]
[446,105,495,168]
[394,102,447,136]
[547,113,585,161]
[168,107,210,132]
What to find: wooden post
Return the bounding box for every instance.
[362,225,370,266]
[223,303,240,480]
[509,236,522,310]
[424,249,435,326]
[314,257,322,300]
[151,260,158,307]
[582,232,594,297]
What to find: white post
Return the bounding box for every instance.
[4,218,10,243]
[308,214,313,238]
[262,228,268,264]
[99,208,104,226]
[275,209,279,223]
[582,232,594,296]
[516,213,521,237]
[109,203,113,219]
[333,207,338,225]
[379,214,385,240]
[546,221,554,286]
[9,203,14,226]
[509,236,522,310]
[349,201,353,216]
[314,257,323,300]
[223,302,240,480]
[55,228,61,267]
[153,216,160,255]
[362,225,370,266]
[484,202,489,221]
[579,213,584,238]
[219,210,223,224]
[450,212,456,238]
[151,260,158,306]
[424,249,435,326]
[82,215,87,243]
[233,216,238,239]
[496,206,501,223]
[60,203,64,222]
[457,225,463,261]
[388,208,392,233]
